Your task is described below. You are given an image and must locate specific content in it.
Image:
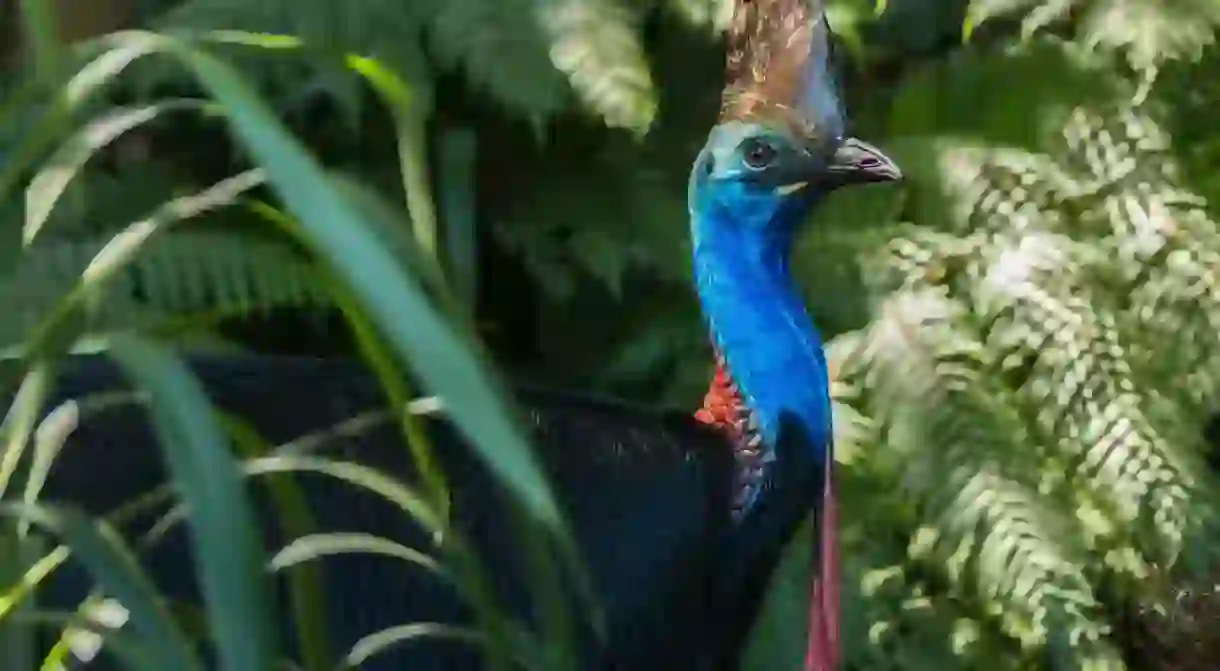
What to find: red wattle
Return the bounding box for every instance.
[804,461,839,671]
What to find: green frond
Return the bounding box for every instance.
[892,95,1214,570]
[426,0,568,119]
[965,0,1220,69]
[143,0,659,129]
[845,294,1095,645]
[538,0,657,133]
[1,229,326,349]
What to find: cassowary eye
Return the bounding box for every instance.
[740,138,776,170]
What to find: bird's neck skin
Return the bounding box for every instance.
[691,207,831,463]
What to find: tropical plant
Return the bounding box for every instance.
[746,4,1220,670]
[0,4,593,670]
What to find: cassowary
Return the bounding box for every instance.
[688,0,899,667]
[20,0,899,669]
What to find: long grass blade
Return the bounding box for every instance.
[17,0,63,81]
[0,502,202,671]
[104,334,278,671]
[342,622,487,669]
[0,364,50,499]
[221,413,330,671]
[0,545,70,622]
[243,455,442,537]
[19,398,78,537]
[0,38,159,207]
[19,170,265,364]
[346,55,438,262]
[125,33,567,540]
[0,524,39,670]
[24,99,213,244]
[270,532,445,579]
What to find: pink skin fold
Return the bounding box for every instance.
[805,460,838,671]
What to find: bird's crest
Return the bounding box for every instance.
[720,0,845,145]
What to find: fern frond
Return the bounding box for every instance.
[145,0,659,130]
[0,228,326,348]
[840,290,1120,662]
[538,0,656,133]
[966,0,1220,69]
[1054,106,1220,424]
[426,0,568,119]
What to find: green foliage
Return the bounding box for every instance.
[138,0,659,131]
[803,13,1220,667]
[965,0,1220,69]
[2,18,588,671]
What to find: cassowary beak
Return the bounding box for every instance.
[826,137,902,186]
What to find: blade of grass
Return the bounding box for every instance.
[0,38,159,208]
[24,99,214,244]
[0,545,70,621]
[0,523,38,671]
[19,170,266,365]
[20,398,80,537]
[131,34,566,542]
[345,55,438,262]
[17,0,63,81]
[0,502,202,671]
[103,334,278,671]
[244,454,443,539]
[161,38,566,533]
[0,364,51,499]
[245,201,452,532]
[270,532,445,579]
[437,128,479,313]
[329,271,452,530]
[221,413,330,671]
[341,622,487,670]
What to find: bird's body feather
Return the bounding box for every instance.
[30,354,741,671]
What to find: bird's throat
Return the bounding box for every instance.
[691,227,831,459]
[690,217,832,517]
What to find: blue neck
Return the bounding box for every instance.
[692,208,831,466]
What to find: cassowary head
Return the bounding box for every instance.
[689,0,899,238]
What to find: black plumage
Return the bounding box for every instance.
[24,353,805,670]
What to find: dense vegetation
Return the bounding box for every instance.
[4,0,1220,668]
